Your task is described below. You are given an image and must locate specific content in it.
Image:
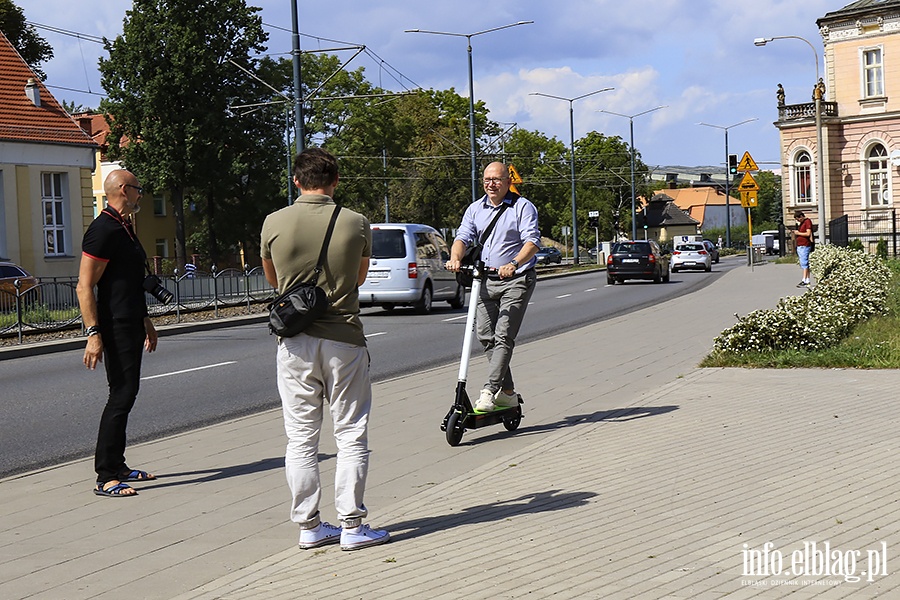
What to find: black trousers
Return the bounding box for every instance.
[95,318,145,484]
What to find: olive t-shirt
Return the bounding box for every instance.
[260,195,371,347]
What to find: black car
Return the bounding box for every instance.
[606,240,670,284]
[534,246,562,265]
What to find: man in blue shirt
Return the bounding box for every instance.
[446,162,541,412]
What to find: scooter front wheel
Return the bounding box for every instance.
[445,411,465,446]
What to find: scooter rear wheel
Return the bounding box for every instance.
[502,409,522,431]
[446,411,465,446]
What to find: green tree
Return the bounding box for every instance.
[0,0,54,79]
[99,0,270,266]
[751,170,783,228]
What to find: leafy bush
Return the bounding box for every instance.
[712,245,892,354]
[877,238,888,259]
[848,239,864,251]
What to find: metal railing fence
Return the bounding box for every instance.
[0,266,275,344]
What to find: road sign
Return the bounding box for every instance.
[740,191,758,208]
[737,172,760,192]
[588,210,600,218]
[508,164,523,183]
[737,152,759,173]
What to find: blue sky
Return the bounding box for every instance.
[23,0,840,172]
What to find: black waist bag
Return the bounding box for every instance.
[267,205,341,337]
[268,282,328,337]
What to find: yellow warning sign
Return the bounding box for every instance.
[737,172,760,192]
[737,152,759,173]
[740,191,758,208]
[508,164,523,194]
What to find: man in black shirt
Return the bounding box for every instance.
[76,169,158,498]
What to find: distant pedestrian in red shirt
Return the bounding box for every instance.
[792,210,814,288]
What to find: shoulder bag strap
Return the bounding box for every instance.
[310,204,342,283]
[477,196,516,247]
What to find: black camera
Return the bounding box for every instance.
[143,274,174,305]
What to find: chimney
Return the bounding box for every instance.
[25,78,40,107]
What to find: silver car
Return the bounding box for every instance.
[671,242,712,273]
[358,223,465,314]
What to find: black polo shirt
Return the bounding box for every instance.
[81,208,148,321]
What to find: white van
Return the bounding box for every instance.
[359,223,465,314]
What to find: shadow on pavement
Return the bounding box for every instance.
[465,405,679,445]
[385,488,597,543]
[132,454,330,489]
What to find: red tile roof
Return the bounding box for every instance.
[0,30,96,148]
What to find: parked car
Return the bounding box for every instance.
[702,239,720,263]
[0,262,38,296]
[534,246,562,265]
[671,241,712,273]
[358,223,465,314]
[606,240,670,284]
[759,230,780,255]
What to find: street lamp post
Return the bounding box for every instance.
[530,88,614,263]
[698,118,758,247]
[599,106,667,240]
[406,21,534,202]
[755,35,826,246]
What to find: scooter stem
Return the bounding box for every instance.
[457,275,481,382]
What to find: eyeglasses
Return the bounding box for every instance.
[124,184,144,194]
[483,177,508,185]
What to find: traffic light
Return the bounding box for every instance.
[729,154,738,175]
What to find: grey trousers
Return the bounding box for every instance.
[475,269,536,393]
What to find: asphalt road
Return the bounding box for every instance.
[0,259,741,478]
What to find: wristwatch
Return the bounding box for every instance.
[85,325,101,337]
[510,259,519,268]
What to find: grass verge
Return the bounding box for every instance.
[701,259,900,368]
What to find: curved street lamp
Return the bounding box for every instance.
[530,88,614,262]
[599,106,667,239]
[755,35,826,246]
[406,21,534,202]
[698,118,758,247]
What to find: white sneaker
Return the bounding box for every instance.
[494,390,519,408]
[340,524,390,551]
[298,521,342,549]
[474,388,497,412]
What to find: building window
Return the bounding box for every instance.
[863,47,884,98]
[41,172,67,256]
[155,239,169,258]
[867,143,889,207]
[153,194,166,217]
[792,151,814,206]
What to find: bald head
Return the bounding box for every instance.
[103,169,142,217]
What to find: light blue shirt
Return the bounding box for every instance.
[455,193,541,271]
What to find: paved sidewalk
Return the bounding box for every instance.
[3,262,899,599]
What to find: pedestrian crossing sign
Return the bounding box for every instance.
[737,152,758,173]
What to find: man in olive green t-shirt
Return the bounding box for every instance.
[261,147,389,552]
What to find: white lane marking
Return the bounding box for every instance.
[584,288,598,292]
[443,315,468,322]
[556,294,572,299]
[365,332,387,338]
[142,361,237,380]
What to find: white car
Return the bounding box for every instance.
[671,242,712,273]
[759,230,780,254]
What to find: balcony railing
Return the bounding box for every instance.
[778,101,838,121]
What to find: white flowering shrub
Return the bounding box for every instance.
[713,245,892,354]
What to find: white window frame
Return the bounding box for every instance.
[791,150,815,206]
[861,46,885,99]
[155,239,169,258]
[41,172,67,257]
[865,143,890,207]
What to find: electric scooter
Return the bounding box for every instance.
[440,259,523,446]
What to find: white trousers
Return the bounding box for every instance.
[276,333,371,528]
